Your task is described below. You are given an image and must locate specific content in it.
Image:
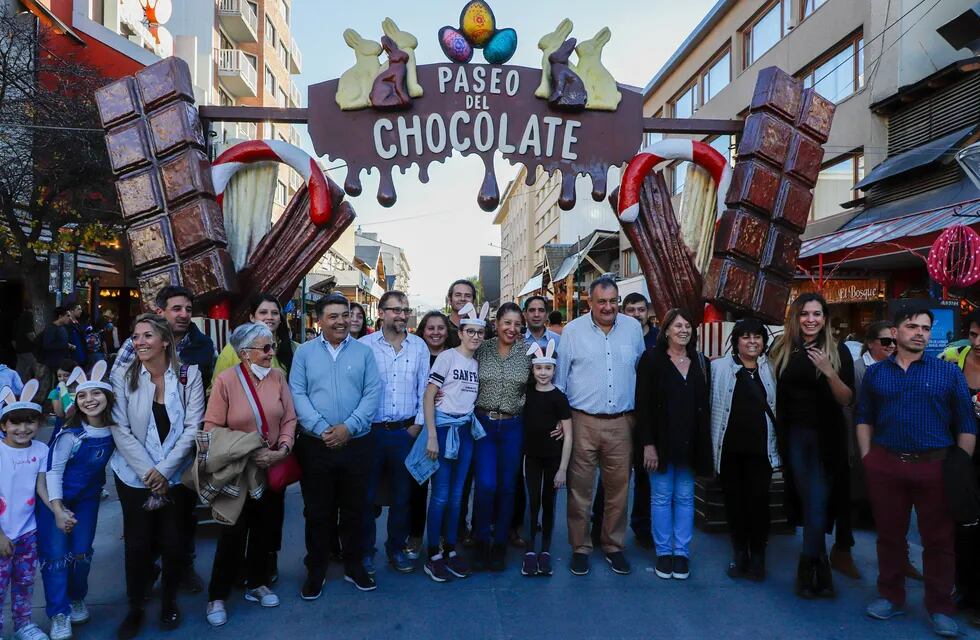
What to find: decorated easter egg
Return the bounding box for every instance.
[483,27,517,64]
[439,26,474,63]
[459,0,496,48]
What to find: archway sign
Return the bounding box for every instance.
[95,0,836,326]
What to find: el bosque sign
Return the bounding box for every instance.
[307,63,643,212]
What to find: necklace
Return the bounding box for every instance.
[668,350,687,362]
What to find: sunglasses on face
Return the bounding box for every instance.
[247,344,277,354]
[876,337,896,347]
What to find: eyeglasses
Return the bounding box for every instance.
[246,344,277,354]
[462,328,486,337]
[876,337,896,347]
[382,307,412,316]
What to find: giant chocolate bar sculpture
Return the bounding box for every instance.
[95,57,355,321]
[614,67,834,325]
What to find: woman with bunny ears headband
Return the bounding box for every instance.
[520,339,572,577]
[35,361,115,640]
[0,380,52,640]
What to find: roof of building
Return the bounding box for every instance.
[354,244,381,269]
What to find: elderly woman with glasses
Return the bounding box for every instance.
[202,323,297,628]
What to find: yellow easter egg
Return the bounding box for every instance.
[460,0,496,48]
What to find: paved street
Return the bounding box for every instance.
[4,479,976,640]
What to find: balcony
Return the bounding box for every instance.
[217,49,257,97]
[216,0,258,43]
[288,35,302,74]
[289,80,302,107]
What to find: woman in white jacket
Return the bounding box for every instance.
[109,313,205,640]
[710,317,780,582]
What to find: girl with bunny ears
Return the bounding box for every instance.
[0,381,52,640]
[36,361,115,640]
[520,339,572,577]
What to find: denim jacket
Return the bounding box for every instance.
[404,410,486,484]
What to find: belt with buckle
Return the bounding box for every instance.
[476,409,515,421]
[880,446,948,463]
[372,419,414,431]
[576,410,633,420]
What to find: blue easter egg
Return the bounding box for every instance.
[439,26,473,64]
[483,27,517,64]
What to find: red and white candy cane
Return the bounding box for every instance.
[212,139,332,226]
[617,139,732,223]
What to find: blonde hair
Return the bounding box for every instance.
[127,313,180,391]
[769,293,841,378]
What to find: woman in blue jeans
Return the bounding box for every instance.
[635,308,712,581]
[769,293,853,600]
[473,303,533,571]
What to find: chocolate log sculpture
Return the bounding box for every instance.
[706,67,835,323]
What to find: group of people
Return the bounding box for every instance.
[0,275,977,639]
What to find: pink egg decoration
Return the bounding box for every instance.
[439,25,474,64]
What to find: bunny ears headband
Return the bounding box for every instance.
[0,380,41,418]
[526,339,557,365]
[458,302,490,327]
[67,361,112,394]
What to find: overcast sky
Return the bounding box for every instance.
[290,0,717,310]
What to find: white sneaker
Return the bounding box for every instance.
[206,600,227,627]
[69,601,90,624]
[244,585,280,607]
[14,623,51,640]
[48,615,71,640]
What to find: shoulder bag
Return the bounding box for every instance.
[235,364,301,492]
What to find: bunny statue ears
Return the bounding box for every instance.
[67,361,112,394]
[0,380,41,418]
[458,302,490,327]
[526,339,557,365]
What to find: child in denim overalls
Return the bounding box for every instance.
[36,362,115,640]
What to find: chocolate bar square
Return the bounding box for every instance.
[138,265,181,312]
[761,227,801,279]
[135,57,196,112]
[105,121,152,174]
[115,168,164,220]
[737,112,793,167]
[180,247,236,301]
[714,209,768,263]
[95,77,141,129]
[148,102,205,158]
[127,217,176,271]
[750,67,803,123]
[726,160,781,215]
[753,275,791,323]
[704,257,757,311]
[772,179,813,233]
[158,149,216,206]
[784,133,824,184]
[796,89,836,144]
[171,199,227,257]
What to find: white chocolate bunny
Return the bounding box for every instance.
[336,29,382,111]
[381,18,423,98]
[67,360,113,394]
[526,338,557,365]
[458,301,490,327]
[575,27,621,111]
[535,18,574,99]
[0,379,42,418]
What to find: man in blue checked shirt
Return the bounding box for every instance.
[358,290,428,575]
[290,293,381,599]
[856,305,977,638]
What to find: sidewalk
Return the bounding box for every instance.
[5,480,973,640]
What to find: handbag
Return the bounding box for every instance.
[235,364,301,492]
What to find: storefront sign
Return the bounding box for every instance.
[789,278,886,305]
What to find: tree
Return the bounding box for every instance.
[467,275,485,305]
[0,11,117,331]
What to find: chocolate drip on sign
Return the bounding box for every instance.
[377,168,397,208]
[559,170,577,210]
[345,169,363,197]
[590,167,607,202]
[478,156,499,212]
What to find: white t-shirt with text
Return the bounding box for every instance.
[428,348,479,417]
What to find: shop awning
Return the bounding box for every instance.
[517,274,544,298]
[855,125,977,191]
[800,198,980,260]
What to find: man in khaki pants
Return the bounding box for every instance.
[556,276,644,576]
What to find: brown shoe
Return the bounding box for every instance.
[829,545,861,580]
[903,558,924,581]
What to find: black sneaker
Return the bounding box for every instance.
[537,552,553,576]
[425,555,451,583]
[672,555,690,580]
[521,552,538,576]
[570,552,590,576]
[159,599,181,631]
[655,555,673,579]
[344,565,377,592]
[446,551,470,578]
[605,551,631,575]
[300,573,325,600]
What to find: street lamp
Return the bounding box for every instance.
[957,141,980,192]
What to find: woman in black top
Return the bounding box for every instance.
[769,293,854,599]
[636,308,712,581]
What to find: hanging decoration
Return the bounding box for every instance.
[927,224,980,289]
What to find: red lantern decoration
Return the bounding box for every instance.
[927,225,980,288]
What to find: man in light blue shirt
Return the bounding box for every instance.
[556,276,644,577]
[290,293,381,597]
[358,290,428,574]
[523,295,561,352]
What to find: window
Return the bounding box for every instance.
[672,162,688,195]
[622,250,640,276]
[265,65,276,96]
[709,135,734,165]
[744,1,789,66]
[278,0,289,24]
[218,88,233,107]
[702,50,731,102]
[274,180,288,206]
[801,34,864,103]
[643,132,663,148]
[265,16,276,45]
[278,87,288,108]
[811,153,864,220]
[802,0,827,19]
[672,83,697,119]
[278,40,289,67]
